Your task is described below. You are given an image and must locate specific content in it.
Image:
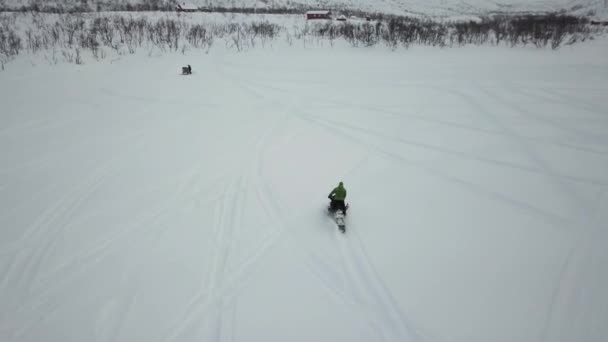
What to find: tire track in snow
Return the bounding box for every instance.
[215,62,424,340]
[501,82,608,121]
[476,85,606,146]
[442,85,608,340]
[0,112,184,340]
[20,113,208,288]
[205,78,304,341]
[0,110,153,257]
[210,177,246,342]
[532,86,608,119]
[253,97,418,338]
[540,190,608,342]
[314,96,608,158]
[0,165,128,341]
[297,112,572,229]
[249,148,391,338]
[230,78,371,314]
[94,279,139,342]
[163,177,246,342]
[162,59,296,342]
[218,117,290,298]
[332,221,420,342]
[224,72,578,340]
[305,113,607,188]
[470,85,607,208]
[0,115,151,266]
[0,151,124,312]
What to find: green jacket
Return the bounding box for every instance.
[328,182,347,201]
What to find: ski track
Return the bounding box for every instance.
[230,70,426,341]
[212,177,247,342]
[312,94,608,157]
[429,84,602,211]
[3,48,607,342]
[335,226,421,342]
[301,76,606,342]
[227,70,606,340]
[94,279,139,342]
[540,189,607,342]
[163,64,298,342]
[0,110,204,341]
[297,111,572,229]
[161,180,240,342]
[471,85,604,209]
[304,112,607,188]
[321,87,608,189]
[0,106,153,257]
[217,65,421,340]
[501,81,608,121]
[280,76,606,341]
[441,84,608,341]
[0,121,165,341]
[478,85,606,144]
[0,122,148,298]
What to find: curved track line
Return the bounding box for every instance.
[333,220,421,342]
[306,113,607,188]
[471,85,606,209]
[296,112,571,229]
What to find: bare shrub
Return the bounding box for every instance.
[75,47,82,64]
[62,48,74,63]
[0,10,597,69]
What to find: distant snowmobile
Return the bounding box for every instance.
[181,64,192,75]
[327,182,348,233]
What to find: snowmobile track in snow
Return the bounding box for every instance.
[334,226,420,342]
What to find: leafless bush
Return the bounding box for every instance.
[0,10,598,69]
[308,13,592,49]
[61,14,86,47]
[0,23,22,58]
[75,47,82,64]
[45,47,59,65]
[62,48,74,63]
[229,24,244,52]
[186,24,212,49]
[285,31,293,46]
[25,29,41,52]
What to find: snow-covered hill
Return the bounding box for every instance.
[2,0,608,18]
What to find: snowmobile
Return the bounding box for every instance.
[181,64,192,75]
[327,201,348,233]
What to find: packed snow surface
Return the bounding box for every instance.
[1,40,608,342]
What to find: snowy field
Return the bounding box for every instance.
[1,39,608,342]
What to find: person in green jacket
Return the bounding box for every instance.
[328,182,347,214]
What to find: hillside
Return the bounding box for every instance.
[2,0,608,18]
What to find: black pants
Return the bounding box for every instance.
[329,199,346,213]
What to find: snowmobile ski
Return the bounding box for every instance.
[334,210,346,233]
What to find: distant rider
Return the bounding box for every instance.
[328,182,347,214]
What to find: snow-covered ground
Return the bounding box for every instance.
[1,38,608,342]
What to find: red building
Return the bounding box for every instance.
[306,10,332,20]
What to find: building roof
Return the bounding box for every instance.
[177,3,198,10]
[306,10,331,15]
